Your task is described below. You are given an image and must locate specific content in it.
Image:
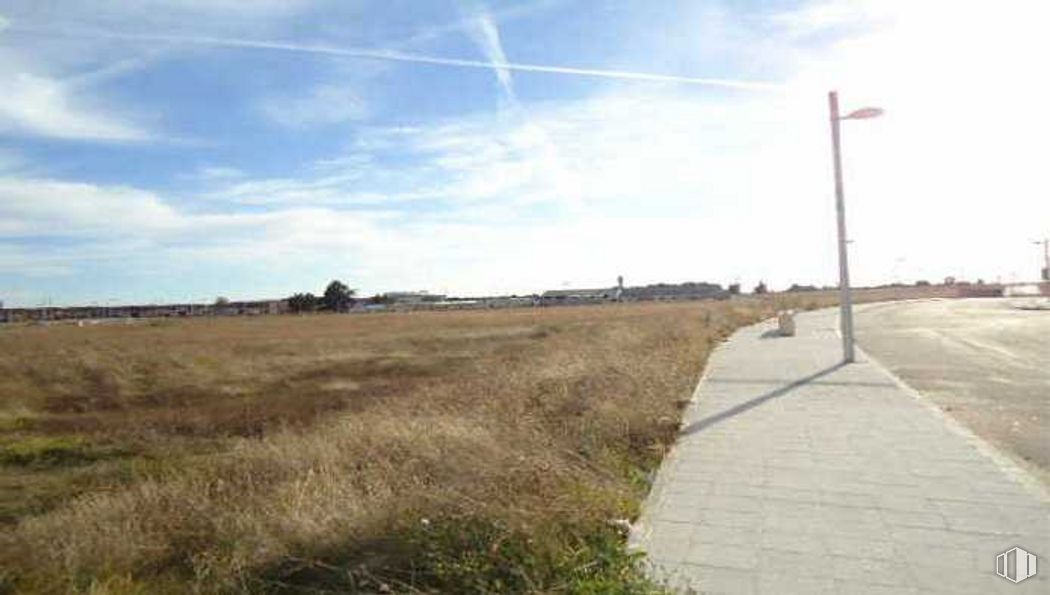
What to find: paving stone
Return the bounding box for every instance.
[825,536,896,560]
[681,542,759,571]
[756,574,836,595]
[672,564,756,594]
[759,530,826,554]
[880,509,949,530]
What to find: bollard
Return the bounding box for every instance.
[777,310,796,337]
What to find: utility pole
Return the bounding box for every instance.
[829,91,855,363]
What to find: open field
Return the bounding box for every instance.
[0,288,950,593]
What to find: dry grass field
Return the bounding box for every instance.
[0,289,949,593]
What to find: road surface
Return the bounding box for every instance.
[855,298,1050,484]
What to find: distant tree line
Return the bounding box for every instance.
[287,280,356,313]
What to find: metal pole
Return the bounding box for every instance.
[829,91,855,363]
[1033,239,1049,280]
[1042,239,1049,281]
[1037,238,1050,281]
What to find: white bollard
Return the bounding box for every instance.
[777,310,796,337]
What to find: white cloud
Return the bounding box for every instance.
[192,166,246,181]
[0,25,159,142]
[257,84,368,129]
[0,0,323,143]
[0,177,178,236]
[4,0,318,32]
[204,170,379,206]
[768,0,895,39]
[0,70,150,141]
[212,92,748,209]
[0,175,402,300]
[166,85,831,295]
[0,245,76,278]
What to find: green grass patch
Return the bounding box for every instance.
[0,436,124,468]
[253,515,663,594]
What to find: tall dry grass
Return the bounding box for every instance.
[0,289,948,592]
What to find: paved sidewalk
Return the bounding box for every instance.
[629,308,1049,594]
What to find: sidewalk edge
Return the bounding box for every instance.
[626,316,760,551]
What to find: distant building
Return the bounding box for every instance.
[541,280,727,304]
[624,281,726,301]
[477,296,535,308]
[541,288,616,303]
[0,299,287,323]
[383,291,447,304]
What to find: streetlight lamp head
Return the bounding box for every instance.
[844,107,884,120]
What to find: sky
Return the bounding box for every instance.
[0,0,1048,306]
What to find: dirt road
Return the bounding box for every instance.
[855,298,1050,484]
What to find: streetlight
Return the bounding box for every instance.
[1034,238,1049,281]
[828,91,883,364]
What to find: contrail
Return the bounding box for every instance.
[468,11,516,102]
[18,26,782,91]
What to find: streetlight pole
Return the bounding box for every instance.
[828,91,883,364]
[829,91,855,363]
[1036,238,1049,281]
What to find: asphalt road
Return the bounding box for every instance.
[854,298,1050,484]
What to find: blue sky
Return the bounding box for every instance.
[0,0,1047,306]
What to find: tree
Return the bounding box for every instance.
[214,296,230,306]
[753,281,768,295]
[322,280,355,312]
[368,293,392,305]
[287,292,318,313]
[728,283,741,295]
